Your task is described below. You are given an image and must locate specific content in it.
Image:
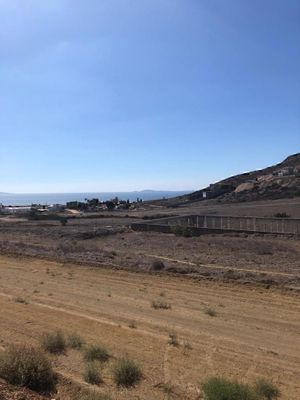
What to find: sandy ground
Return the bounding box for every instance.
[0,254,299,399]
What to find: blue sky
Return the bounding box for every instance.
[0,0,299,193]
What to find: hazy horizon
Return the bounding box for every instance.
[0,189,192,195]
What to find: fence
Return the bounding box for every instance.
[132,215,300,236]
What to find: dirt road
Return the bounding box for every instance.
[0,255,299,399]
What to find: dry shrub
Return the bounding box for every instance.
[112,357,142,387]
[83,363,102,385]
[202,377,257,400]
[0,344,55,393]
[254,379,280,399]
[41,330,66,354]
[151,300,171,310]
[168,333,179,346]
[204,307,217,317]
[151,260,165,271]
[84,345,109,362]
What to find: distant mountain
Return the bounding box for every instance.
[157,153,300,206]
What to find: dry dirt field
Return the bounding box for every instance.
[0,198,299,398]
[0,254,299,399]
[0,211,300,288]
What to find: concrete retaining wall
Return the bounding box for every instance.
[132,215,300,236]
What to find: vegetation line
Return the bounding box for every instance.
[143,253,296,277]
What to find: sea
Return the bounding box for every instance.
[0,190,191,206]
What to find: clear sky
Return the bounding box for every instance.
[0,0,299,193]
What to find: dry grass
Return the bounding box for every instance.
[67,333,84,349]
[79,390,112,400]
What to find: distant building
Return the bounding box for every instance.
[48,204,65,212]
[0,206,32,215]
[273,167,297,177]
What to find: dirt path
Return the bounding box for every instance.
[0,254,299,399]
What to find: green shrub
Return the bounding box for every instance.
[67,333,84,349]
[0,345,55,393]
[202,377,257,400]
[254,379,280,400]
[83,363,102,385]
[112,357,142,387]
[84,345,109,362]
[41,330,66,354]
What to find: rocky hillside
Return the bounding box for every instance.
[159,153,300,206]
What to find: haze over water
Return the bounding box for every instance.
[0,191,190,206]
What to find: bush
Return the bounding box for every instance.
[254,379,280,399]
[0,345,55,393]
[151,260,165,271]
[60,217,68,226]
[84,345,109,362]
[112,357,142,387]
[202,377,257,400]
[67,333,84,349]
[41,330,66,354]
[273,212,290,218]
[83,363,102,385]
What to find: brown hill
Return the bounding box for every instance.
[159,153,300,206]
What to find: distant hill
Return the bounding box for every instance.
[157,153,300,206]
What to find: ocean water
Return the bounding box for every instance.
[0,190,191,206]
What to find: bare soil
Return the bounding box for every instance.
[0,198,299,398]
[0,254,299,399]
